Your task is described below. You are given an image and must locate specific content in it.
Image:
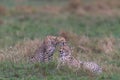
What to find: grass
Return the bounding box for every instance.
[0,0,120,80]
[0,15,120,47]
[1,15,120,48]
[0,35,120,80]
[0,61,120,80]
[0,61,116,80]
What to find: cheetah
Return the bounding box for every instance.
[57,44,80,71]
[57,43,102,74]
[30,36,67,63]
[56,36,67,47]
[30,36,58,63]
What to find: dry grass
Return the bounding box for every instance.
[58,31,120,75]
[13,6,37,15]
[0,39,41,62]
[63,0,81,13]
[39,5,61,15]
[61,0,120,16]
[5,0,120,17]
[79,36,116,54]
[93,0,120,9]
[0,35,119,75]
[98,36,116,54]
[14,39,41,57]
[9,5,62,17]
[59,31,116,54]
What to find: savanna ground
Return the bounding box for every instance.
[0,0,120,80]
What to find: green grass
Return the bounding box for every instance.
[1,15,120,48]
[0,0,120,79]
[0,15,120,80]
[0,0,67,7]
[0,62,120,80]
[0,61,120,80]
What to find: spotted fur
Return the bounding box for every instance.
[31,36,67,63]
[31,36,58,62]
[80,61,102,75]
[57,44,80,70]
[56,36,67,47]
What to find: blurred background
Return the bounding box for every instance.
[0,0,120,48]
[0,0,120,80]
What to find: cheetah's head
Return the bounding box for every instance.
[56,36,67,46]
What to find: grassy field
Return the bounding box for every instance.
[0,0,120,80]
